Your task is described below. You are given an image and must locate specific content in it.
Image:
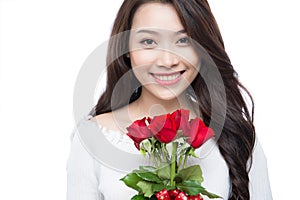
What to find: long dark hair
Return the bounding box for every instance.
[92,0,255,199]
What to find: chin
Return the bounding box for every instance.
[154,92,184,102]
[142,85,187,102]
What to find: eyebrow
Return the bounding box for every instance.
[176,29,186,34]
[135,29,186,35]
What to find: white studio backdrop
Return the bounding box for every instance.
[0,0,299,199]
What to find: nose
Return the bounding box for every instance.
[156,50,179,68]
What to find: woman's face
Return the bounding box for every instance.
[129,3,200,101]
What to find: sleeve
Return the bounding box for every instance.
[66,129,102,200]
[249,140,273,200]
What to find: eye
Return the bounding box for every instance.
[176,37,190,45]
[140,39,157,48]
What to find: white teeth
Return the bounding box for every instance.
[154,73,180,81]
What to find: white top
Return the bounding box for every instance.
[66,116,273,200]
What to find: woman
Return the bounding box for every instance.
[67,0,272,199]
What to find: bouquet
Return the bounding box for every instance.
[121,109,221,200]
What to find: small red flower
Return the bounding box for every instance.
[182,118,214,149]
[168,189,180,198]
[126,117,152,150]
[155,188,171,200]
[174,191,188,200]
[149,114,178,143]
[188,194,204,200]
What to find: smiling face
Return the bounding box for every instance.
[129,3,200,101]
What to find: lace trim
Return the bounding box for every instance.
[76,115,139,155]
[74,115,218,158]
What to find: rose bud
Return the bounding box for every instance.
[174,191,188,200]
[182,118,214,149]
[126,117,152,150]
[155,188,171,200]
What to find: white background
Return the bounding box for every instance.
[0,0,299,199]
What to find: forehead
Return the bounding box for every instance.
[131,3,184,32]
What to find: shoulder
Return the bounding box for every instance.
[90,112,113,127]
[90,112,117,131]
[90,109,131,133]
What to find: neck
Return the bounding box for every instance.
[130,88,195,118]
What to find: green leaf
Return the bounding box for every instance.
[162,180,171,186]
[200,188,222,199]
[134,171,162,183]
[152,184,176,195]
[137,181,154,198]
[174,165,203,183]
[176,180,221,198]
[151,184,165,193]
[133,166,156,174]
[131,194,147,200]
[176,180,205,196]
[139,166,157,173]
[141,139,153,153]
[157,164,171,180]
[140,148,146,157]
[120,173,143,192]
[188,148,198,158]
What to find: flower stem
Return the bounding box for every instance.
[170,142,178,187]
[152,154,158,167]
[183,147,191,169]
[161,144,167,163]
[178,154,183,171]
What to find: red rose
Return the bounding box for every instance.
[156,188,171,200]
[171,109,190,131]
[126,117,152,150]
[182,118,214,149]
[148,113,178,143]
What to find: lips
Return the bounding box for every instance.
[151,70,185,85]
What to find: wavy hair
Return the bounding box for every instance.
[91,0,256,199]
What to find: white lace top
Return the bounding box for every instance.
[66,116,273,200]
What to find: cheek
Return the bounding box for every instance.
[190,52,201,70]
[181,49,200,68]
[182,51,201,83]
[171,46,200,71]
[130,50,158,68]
[130,50,156,84]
